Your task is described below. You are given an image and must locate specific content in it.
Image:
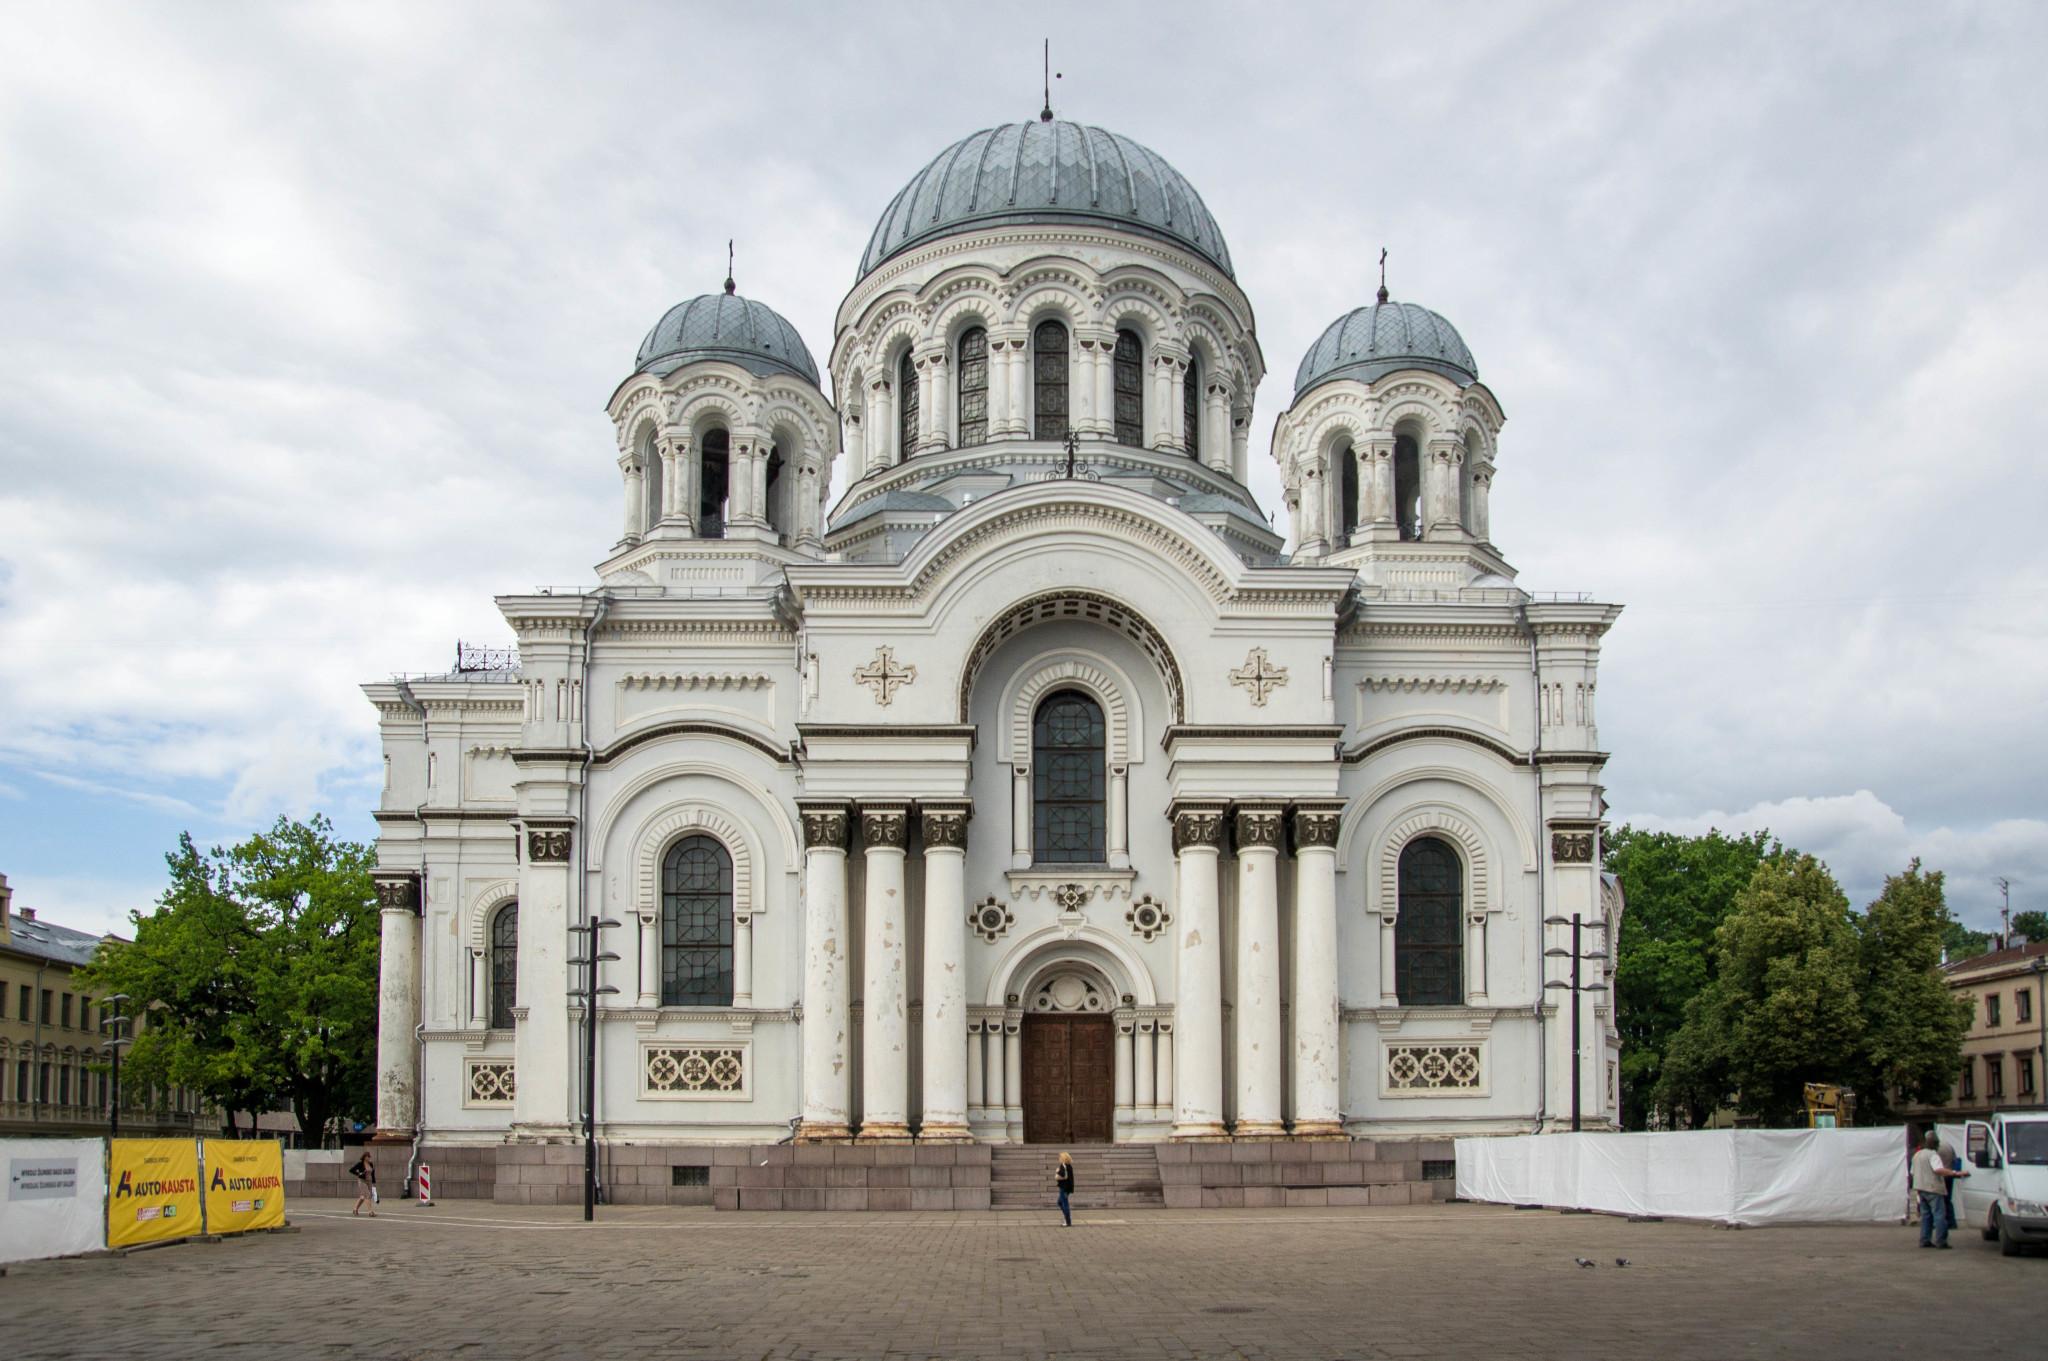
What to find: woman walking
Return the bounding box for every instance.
[349,1147,378,1217]
[1055,1151,1075,1228]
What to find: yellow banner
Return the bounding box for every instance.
[107,1138,202,1249]
[202,1139,287,1235]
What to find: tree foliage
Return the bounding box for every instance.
[80,815,379,1141]
[1942,919,1995,961]
[1851,861,1972,1121]
[1606,825,1778,1128]
[2013,909,2048,944]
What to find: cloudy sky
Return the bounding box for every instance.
[2,1,2043,937]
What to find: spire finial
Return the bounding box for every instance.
[724,240,736,296]
[1376,247,1389,304]
[1039,40,1059,122]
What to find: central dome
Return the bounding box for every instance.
[858,119,1234,282]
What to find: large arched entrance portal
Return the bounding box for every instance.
[1020,969,1116,1144]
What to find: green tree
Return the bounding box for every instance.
[1659,853,1865,1127]
[1941,919,1995,960]
[1851,860,1972,1121]
[2012,909,2048,944]
[1606,826,1778,1128]
[81,815,379,1141]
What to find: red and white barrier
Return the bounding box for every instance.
[415,1162,433,1207]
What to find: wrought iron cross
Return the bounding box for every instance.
[1228,647,1290,707]
[853,646,917,706]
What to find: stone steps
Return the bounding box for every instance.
[990,1146,1164,1209]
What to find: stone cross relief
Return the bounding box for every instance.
[853,645,917,707]
[1228,647,1289,706]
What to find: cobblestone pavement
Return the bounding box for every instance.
[4,1197,2039,1360]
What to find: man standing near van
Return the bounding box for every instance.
[1913,1130,1967,1248]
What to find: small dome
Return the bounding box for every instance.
[634,290,819,385]
[1294,300,1477,397]
[859,120,1233,282]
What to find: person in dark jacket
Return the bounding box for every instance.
[349,1148,378,1217]
[1055,1151,1074,1227]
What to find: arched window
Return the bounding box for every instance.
[1032,320,1069,440]
[1396,837,1463,1006]
[639,426,662,531]
[1393,433,1422,542]
[699,428,730,539]
[1460,431,1479,533]
[661,835,735,1006]
[957,327,989,446]
[1112,329,1143,445]
[489,902,518,1030]
[764,443,785,538]
[1338,441,1359,542]
[897,349,919,458]
[1032,690,1106,863]
[1183,353,1201,458]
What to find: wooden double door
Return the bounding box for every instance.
[1021,1014,1115,1144]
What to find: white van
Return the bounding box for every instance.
[1957,1112,2048,1256]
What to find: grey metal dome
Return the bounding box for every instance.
[859,120,1234,281]
[1294,300,1477,397]
[634,289,819,385]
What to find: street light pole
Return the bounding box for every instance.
[99,994,132,1139]
[567,916,621,1222]
[1544,913,1610,1132]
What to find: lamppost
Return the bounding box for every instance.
[567,916,621,1222]
[99,994,132,1138]
[1544,913,1610,1132]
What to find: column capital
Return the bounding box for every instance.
[921,803,971,849]
[1232,805,1286,850]
[798,802,852,852]
[1168,802,1228,853]
[1291,803,1345,851]
[373,872,421,915]
[521,822,574,864]
[859,804,911,851]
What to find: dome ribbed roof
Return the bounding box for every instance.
[634,291,819,385]
[859,120,1233,281]
[1294,300,1477,396]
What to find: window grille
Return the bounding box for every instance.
[1032,321,1068,440]
[1032,690,1106,863]
[957,328,989,446]
[1385,1042,1484,1095]
[699,429,730,539]
[465,1060,515,1107]
[644,1044,746,1098]
[1183,353,1201,457]
[898,350,919,457]
[1396,837,1463,1006]
[671,1165,710,1187]
[661,835,734,1006]
[489,902,518,1030]
[1112,329,1142,445]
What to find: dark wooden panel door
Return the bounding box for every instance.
[1023,1017,1072,1144]
[1022,1015,1116,1144]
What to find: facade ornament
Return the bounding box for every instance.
[525,827,573,863]
[373,874,421,913]
[853,645,917,706]
[1228,647,1289,706]
[970,896,1014,944]
[1550,830,1597,864]
[1052,882,1090,915]
[859,807,909,851]
[1170,806,1226,853]
[1126,894,1172,942]
[800,805,851,851]
[1234,807,1284,848]
[1292,806,1343,849]
[921,806,970,848]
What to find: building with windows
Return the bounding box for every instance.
[365,114,1625,1205]
[0,873,216,1138]
[1902,940,2048,1127]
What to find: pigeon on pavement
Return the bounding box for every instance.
[1574,1258,1597,1269]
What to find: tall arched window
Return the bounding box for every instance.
[639,426,662,531]
[1460,431,1479,533]
[1183,353,1201,458]
[699,428,730,539]
[764,443,785,538]
[1395,837,1463,1006]
[1393,433,1422,542]
[897,349,919,458]
[661,835,734,1006]
[957,327,989,446]
[1032,690,1106,863]
[489,902,518,1029]
[1112,329,1143,446]
[1338,442,1359,542]
[1032,320,1069,440]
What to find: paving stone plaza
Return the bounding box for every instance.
[3,1198,2037,1360]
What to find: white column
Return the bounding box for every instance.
[733,910,754,1007]
[1291,806,1344,1137]
[1298,467,1328,557]
[1466,909,1489,1005]
[1369,440,1394,523]
[1135,1019,1157,1115]
[985,1021,1006,1111]
[660,442,680,520]
[1169,361,1188,452]
[797,805,853,1140]
[1116,1018,1136,1128]
[1157,1023,1175,1113]
[1231,406,1250,484]
[1107,765,1129,867]
[845,408,865,477]
[1472,465,1494,541]
[512,823,575,1131]
[1379,910,1399,1006]
[373,875,422,1138]
[858,805,912,1140]
[1071,340,1095,435]
[919,806,971,1141]
[1233,807,1285,1137]
[620,464,642,541]
[1095,340,1115,437]
[1204,386,1231,473]
[1003,1018,1023,1134]
[1148,357,1173,449]
[1170,805,1227,1138]
[967,1020,986,1118]
[469,947,488,1029]
[1427,439,1462,536]
[636,911,658,1008]
[1011,765,1032,868]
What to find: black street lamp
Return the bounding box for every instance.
[1544,914,1610,1132]
[99,994,132,1139]
[567,916,621,1222]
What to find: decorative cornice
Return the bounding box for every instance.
[593,721,792,767]
[1164,724,1345,744]
[1532,750,1610,769]
[509,748,589,766]
[1342,727,1528,767]
[796,724,978,742]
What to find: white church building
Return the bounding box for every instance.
[365,113,1623,1208]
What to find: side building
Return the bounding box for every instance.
[1901,940,2048,1128]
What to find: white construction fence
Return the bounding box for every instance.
[1455,1128,1908,1226]
[3,1138,109,1265]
